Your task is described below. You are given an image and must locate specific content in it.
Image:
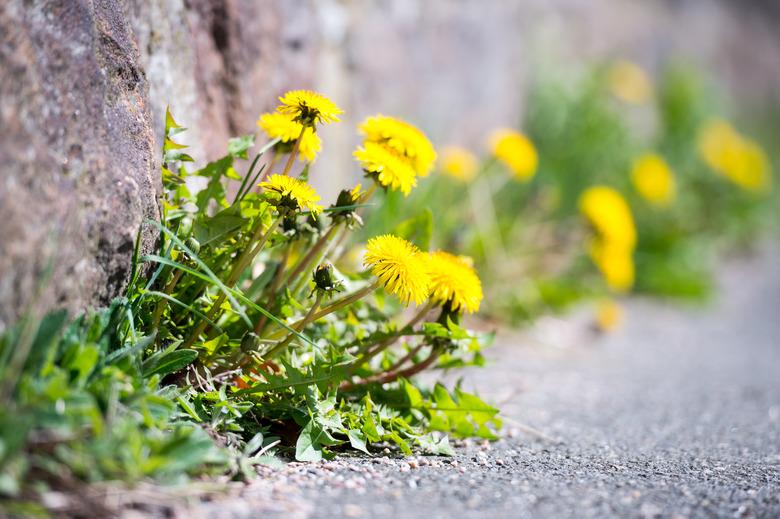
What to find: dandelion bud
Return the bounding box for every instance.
[185,237,200,255]
[313,263,337,292]
[240,332,260,353]
[179,216,193,238]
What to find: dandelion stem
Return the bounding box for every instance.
[257,152,281,184]
[285,223,339,288]
[265,281,380,340]
[183,214,282,348]
[345,301,434,376]
[280,126,306,177]
[341,344,443,391]
[151,268,184,332]
[264,291,324,359]
[253,245,292,334]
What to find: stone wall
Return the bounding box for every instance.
[1,0,778,327]
[0,0,159,329]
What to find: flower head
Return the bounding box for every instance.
[363,235,431,306]
[698,119,771,193]
[440,146,479,182]
[330,184,366,227]
[608,60,653,104]
[489,129,538,181]
[426,251,483,313]
[359,115,437,177]
[579,186,637,292]
[259,174,322,216]
[277,90,343,127]
[596,299,623,332]
[354,142,418,196]
[257,113,322,162]
[588,241,635,293]
[631,153,676,207]
[579,186,637,250]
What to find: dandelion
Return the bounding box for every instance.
[728,138,771,193]
[698,119,771,193]
[364,234,431,306]
[631,153,676,207]
[257,113,322,162]
[596,299,623,332]
[259,174,322,216]
[579,186,637,292]
[589,242,635,293]
[330,183,366,227]
[579,186,637,250]
[354,142,418,196]
[440,146,479,182]
[277,90,343,127]
[426,251,483,313]
[608,60,652,104]
[489,129,538,181]
[359,115,437,176]
[698,119,742,173]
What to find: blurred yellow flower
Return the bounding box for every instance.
[359,115,437,177]
[579,186,637,292]
[698,119,772,193]
[589,242,635,293]
[608,60,653,104]
[489,129,538,181]
[440,146,479,182]
[259,174,322,216]
[364,234,431,306]
[579,186,637,250]
[426,251,483,313]
[277,90,342,127]
[631,153,676,207]
[257,113,321,162]
[354,142,418,196]
[595,299,623,332]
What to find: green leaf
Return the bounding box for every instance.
[387,431,412,455]
[348,429,370,454]
[295,419,324,462]
[416,434,455,456]
[228,135,255,159]
[193,206,248,247]
[142,349,198,377]
[25,309,68,374]
[165,107,185,133]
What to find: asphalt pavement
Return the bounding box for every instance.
[181,246,780,519]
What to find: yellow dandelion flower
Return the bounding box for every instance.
[579,186,637,250]
[728,138,771,192]
[257,112,322,162]
[364,234,431,306]
[698,119,772,193]
[354,142,418,196]
[589,241,635,293]
[259,174,322,216]
[489,129,538,181]
[426,251,483,314]
[440,146,479,182]
[359,115,437,176]
[349,183,364,200]
[596,299,623,332]
[697,119,742,174]
[608,60,653,104]
[277,89,343,127]
[631,153,676,207]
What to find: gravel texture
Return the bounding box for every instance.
[129,247,780,519]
